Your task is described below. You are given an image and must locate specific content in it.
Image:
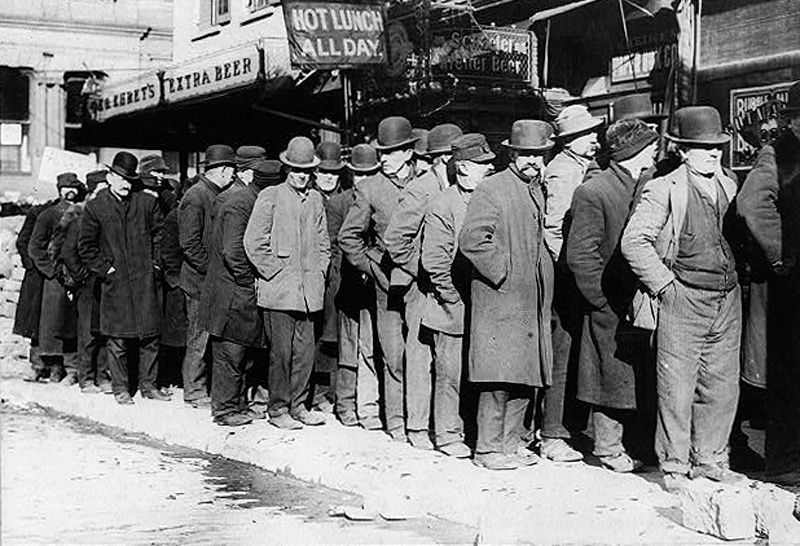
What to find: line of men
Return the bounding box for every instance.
[13,82,799,486]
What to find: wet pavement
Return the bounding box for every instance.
[0,407,477,545]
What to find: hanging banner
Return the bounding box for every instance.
[282,0,387,67]
[729,82,793,170]
[90,72,160,122]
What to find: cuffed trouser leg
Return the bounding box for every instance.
[503,388,530,454]
[138,336,159,394]
[76,284,95,387]
[356,307,379,421]
[211,338,248,418]
[336,310,359,419]
[375,288,405,433]
[433,332,463,447]
[593,406,626,457]
[106,337,129,396]
[289,314,315,416]
[264,310,315,417]
[405,284,433,432]
[29,341,44,371]
[543,305,572,439]
[181,294,209,402]
[476,388,506,456]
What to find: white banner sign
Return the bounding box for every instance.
[38,147,99,186]
[91,74,160,122]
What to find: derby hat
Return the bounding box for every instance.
[412,128,430,157]
[316,141,344,171]
[253,159,283,187]
[235,145,267,170]
[667,106,731,145]
[554,105,603,139]
[280,136,321,169]
[347,143,380,173]
[203,144,236,169]
[56,172,82,189]
[140,154,168,174]
[374,116,419,151]
[502,120,555,151]
[612,93,667,123]
[428,123,463,155]
[781,80,800,114]
[85,170,108,194]
[452,133,496,163]
[106,151,140,181]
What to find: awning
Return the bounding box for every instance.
[530,0,607,22]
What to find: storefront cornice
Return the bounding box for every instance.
[0,16,171,39]
[698,51,800,83]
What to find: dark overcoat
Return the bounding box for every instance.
[566,162,649,409]
[329,188,374,316]
[458,166,554,387]
[78,189,163,339]
[200,184,264,347]
[59,204,101,335]
[160,208,187,347]
[179,175,221,299]
[737,130,800,473]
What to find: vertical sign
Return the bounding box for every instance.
[729,82,793,170]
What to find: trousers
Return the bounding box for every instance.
[405,283,433,432]
[75,282,107,387]
[210,338,248,418]
[263,309,314,417]
[592,406,630,457]
[375,287,405,433]
[476,385,531,455]
[106,336,159,396]
[336,307,379,422]
[181,293,210,402]
[433,331,464,447]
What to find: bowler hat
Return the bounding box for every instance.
[316,141,344,171]
[555,105,603,139]
[667,106,730,145]
[85,170,107,194]
[56,172,83,189]
[428,124,463,155]
[140,154,168,174]
[502,120,555,151]
[452,133,495,163]
[412,128,430,157]
[612,93,667,123]
[107,151,140,181]
[781,80,800,114]
[280,137,320,169]
[374,116,419,151]
[203,144,236,169]
[253,159,283,187]
[347,144,380,173]
[235,145,267,170]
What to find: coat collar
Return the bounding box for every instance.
[199,174,223,195]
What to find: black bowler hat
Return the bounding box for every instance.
[428,124,463,155]
[374,116,418,151]
[347,144,379,173]
[203,144,236,169]
[667,106,730,146]
[612,93,667,123]
[502,120,555,151]
[107,151,140,181]
[316,141,344,171]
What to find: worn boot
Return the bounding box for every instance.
[49,364,67,383]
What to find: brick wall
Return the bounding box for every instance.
[0,216,29,360]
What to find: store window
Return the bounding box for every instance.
[200,0,231,28]
[246,0,278,14]
[0,67,32,173]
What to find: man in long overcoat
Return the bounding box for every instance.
[244,137,331,430]
[737,81,800,483]
[459,120,555,470]
[28,172,84,384]
[179,144,235,407]
[339,117,420,442]
[384,123,463,449]
[201,160,280,426]
[566,120,659,472]
[78,152,168,405]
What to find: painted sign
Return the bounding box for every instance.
[283,0,387,67]
[162,42,262,103]
[610,43,677,83]
[38,147,99,187]
[90,73,159,122]
[729,82,793,170]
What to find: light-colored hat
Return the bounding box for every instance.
[554,105,603,138]
[280,137,321,169]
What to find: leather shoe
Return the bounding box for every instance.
[80,384,102,394]
[689,464,747,484]
[215,412,253,427]
[387,429,407,443]
[23,368,50,382]
[360,417,383,431]
[246,406,267,420]
[49,365,67,383]
[115,392,135,405]
[98,382,113,394]
[438,441,471,458]
[473,452,519,471]
[540,438,583,462]
[141,389,171,402]
[662,472,691,492]
[291,409,326,426]
[338,412,359,427]
[60,372,78,386]
[270,413,304,430]
[186,396,211,408]
[599,452,643,473]
[408,430,434,450]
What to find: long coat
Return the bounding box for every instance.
[737,130,800,474]
[458,166,553,386]
[329,188,374,316]
[200,184,264,347]
[59,204,101,335]
[78,189,163,339]
[566,162,648,409]
[160,208,187,347]
[179,175,221,299]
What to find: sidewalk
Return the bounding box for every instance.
[1,354,797,544]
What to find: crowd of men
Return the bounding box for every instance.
[12,81,800,489]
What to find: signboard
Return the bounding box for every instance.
[38,147,99,186]
[729,82,793,170]
[283,0,387,67]
[610,43,677,83]
[431,27,536,86]
[91,73,159,122]
[162,42,262,103]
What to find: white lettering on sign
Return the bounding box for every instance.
[289,7,383,33]
[610,43,676,83]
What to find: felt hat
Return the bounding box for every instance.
[253,159,283,187]
[612,93,667,123]
[606,119,659,161]
[780,80,800,114]
[428,124,463,155]
[203,144,236,169]
[412,128,430,157]
[106,151,140,181]
[554,105,603,139]
[374,116,418,151]
[280,137,320,169]
[501,120,555,151]
[235,146,267,170]
[316,141,344,171]
[347,144,380,173]
[85,170,108,194]
[666,106,731,145]
[140,154,168,174]
[56,172,83,189]
[452,133,496,163]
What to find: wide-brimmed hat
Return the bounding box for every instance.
[428,124,463,155]
[347,143,380,173]
[555,105,603,139]
[235,145,267,170]
[781,81,800,115]
[452,133,496,163]
[280,137,320,169]
[106,151,140,181]
[612,93,667,123]
[56,172,83,189]
[666,106,731,145]
[85,170,108,194]
[374,116,418,151]
[412,128,429,157]
[502,120,555,151]
[316,141,344,171]
[204,144,236,169]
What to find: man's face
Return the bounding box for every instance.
[107,172,131,198]
[456,160,493,191]
[315,170,340,193]
[287,168,313,190]
[566,131,600,158]
[219,165,235,186]
[380,147,413,176]
[513,150,546,178]
[59,186,80,202]
[239,169,254,185]
[788,113,800,142]
[681,146,723,176]
[415,156,432,175]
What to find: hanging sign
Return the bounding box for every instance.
[90,73,160,122]
[282,0,387,67]
[729,82,794,170]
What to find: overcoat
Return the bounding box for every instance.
[566,162,648,409]
[458,166,554,386]
[329,188,373,315]
[244,182,330,313]
[58,204,101,335]
[200,184,264,347]
[319,189,347,343]
[544,150,592,261]
[160,208,187,347]
[179,175,221,299]
[78,189,163,339]
[736,130,800,473]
